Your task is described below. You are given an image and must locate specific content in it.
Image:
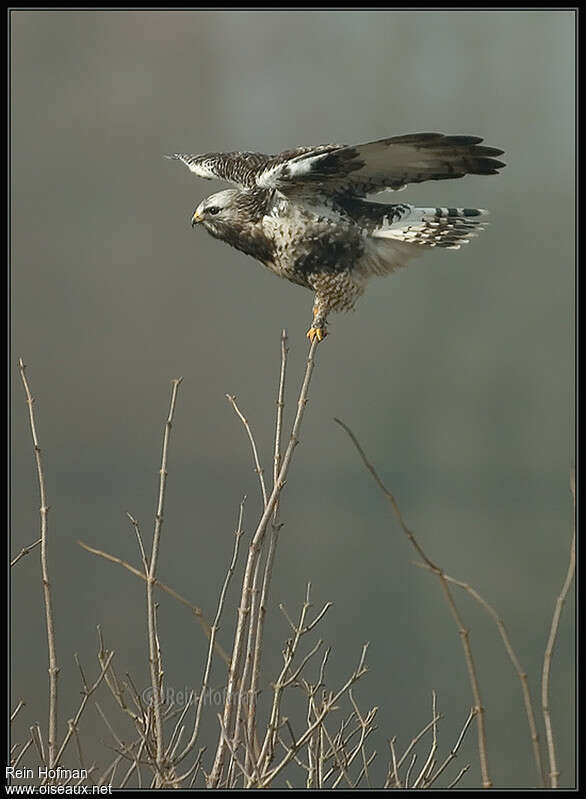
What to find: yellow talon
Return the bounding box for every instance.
[307,326,327,343]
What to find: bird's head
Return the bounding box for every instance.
[191,189,243,237]
[190,188,272,262]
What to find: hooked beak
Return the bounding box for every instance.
[191,210,203,227]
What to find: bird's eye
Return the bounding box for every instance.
[207,206,221,216]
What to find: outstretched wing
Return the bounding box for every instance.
[256,133,505,197]
[166,151,271,189]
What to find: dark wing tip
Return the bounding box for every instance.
[386,132,444,145]
[387,133,505,159]
[388,132,486,146]
[468,156,507,172]
[472,145,505,157]
[442,134,485,145]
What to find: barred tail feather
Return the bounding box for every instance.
[373,206,489,249]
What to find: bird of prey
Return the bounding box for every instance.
[168,133,505,342]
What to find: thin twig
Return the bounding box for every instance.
[174,745,206,786]
[12,738,33,769]
[404,752,417,788]
[259,644,369,787]
[246,330,289,772]
[395,712,442,773]
[389,736,401,788]
[68,720,89,782]
[10,699,26,723]
[166,696,192,762]
[78,539,230,666]
[96,628,141,725]
[119,738,148,788]
[447,764,470,788]
[541,471,576,788]
[145,377,182,784]
[335,417,492,788]
[176,497,246,765]
[231,539,264,778]
[354,749,376,789]
[414,559,545,786]
[30,723,46,766]
[98,755,122,789]
[257,584,316,771]
[208,337,320,787]
[330,691,377,788]
[427,706,476,786]
[18,358,59,768]
[273,330,288,489]
[412,691,438,788]
[49,651,115,775]
[226,394,268,508]
[217,713,252,785]
[11,537,42,567]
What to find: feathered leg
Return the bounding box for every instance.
[307,294,329,342]
[306,271,365,342]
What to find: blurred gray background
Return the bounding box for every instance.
[11,10,575,788]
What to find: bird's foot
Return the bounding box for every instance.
[306,326,328,343]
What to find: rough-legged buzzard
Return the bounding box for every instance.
[168,133,505,341]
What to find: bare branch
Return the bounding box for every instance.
[447,763,470,788]
[208,337,321,787]
[396,712,442,772]
[335,418,492,788]
[541,471,576,788]
[11,537,42,567]
[427,706,477,786]
[217,713,252,785]
[260,643,369,786]
[30,723,46,766]
[258,585,316,771]
[12,738,33,770]
[226,394,268,508]
[18,358,59,768]
[145,377,182,782]
[11,699,26,723]
[246,330,289,772]
[176,497,246,764]
[415,559,545,786]
[78,540,230,666]
[404,752,417,788]
[273,330,289,489]
[389,736,401,788]
[49,651,115,775]
[412,691,438,788]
